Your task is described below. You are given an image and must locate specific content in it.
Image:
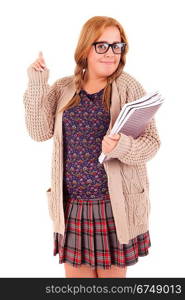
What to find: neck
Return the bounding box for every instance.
[84,70,107,83]
[82,71,107,93]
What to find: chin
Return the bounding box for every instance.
[102,69,116,77]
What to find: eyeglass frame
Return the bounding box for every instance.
[92,41,127,54]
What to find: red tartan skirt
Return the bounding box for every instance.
[53,194,151,270]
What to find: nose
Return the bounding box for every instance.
[105,46,114,56]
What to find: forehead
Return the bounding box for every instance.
[97,26,121,42]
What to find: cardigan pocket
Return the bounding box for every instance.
[124,187,149,227]
[46,187,55,221]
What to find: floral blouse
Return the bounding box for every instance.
[62,87,111,200]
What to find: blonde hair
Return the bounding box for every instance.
[60,16,129,113]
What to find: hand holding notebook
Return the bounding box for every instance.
[98,90,164,164]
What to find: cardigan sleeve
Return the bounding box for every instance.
[105,76,161,165]
[23,66,61,142]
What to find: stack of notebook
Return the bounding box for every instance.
[98,90,164,164]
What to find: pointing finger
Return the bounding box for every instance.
[39,51,43,57]
[38,51,46,64]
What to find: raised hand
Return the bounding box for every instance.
[30,51,47,72]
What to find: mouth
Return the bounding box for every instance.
[101,61,114,64]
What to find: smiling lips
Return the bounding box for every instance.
[101,61,114,64]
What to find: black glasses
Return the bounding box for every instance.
[92,41,126,54]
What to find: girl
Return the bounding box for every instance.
[23,16,161,278]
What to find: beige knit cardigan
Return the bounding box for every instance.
[23,67,161,244]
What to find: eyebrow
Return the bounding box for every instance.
[97,40,121,43]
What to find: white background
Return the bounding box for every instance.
[0,0,184,278]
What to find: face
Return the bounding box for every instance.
[85,26,122,81]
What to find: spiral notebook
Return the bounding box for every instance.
[98,90,164,164]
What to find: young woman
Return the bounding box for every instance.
[23,16,161,278]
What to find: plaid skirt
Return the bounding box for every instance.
[53,194,151,270]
